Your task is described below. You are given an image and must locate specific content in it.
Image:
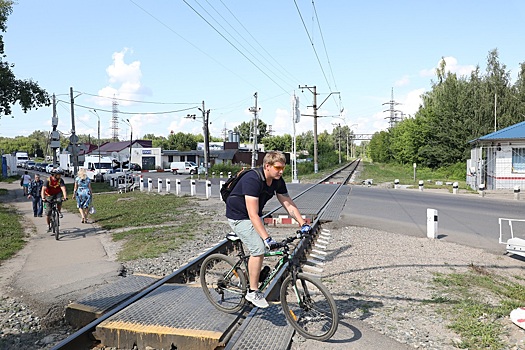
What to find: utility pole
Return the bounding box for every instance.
[69,87,80,176]
[198,101,210,179]
[50,94,60,166]
[249,92,260,168]
[299,85,339,173]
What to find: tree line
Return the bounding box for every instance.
[368,49,525,169]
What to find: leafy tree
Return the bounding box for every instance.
[166,132,197,151]
[261,134,292,151]
[0,1,50,117]
[234,119,268,143]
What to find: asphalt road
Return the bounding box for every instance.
[339,185,525,254]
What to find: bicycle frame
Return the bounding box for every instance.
[231,238,301,294]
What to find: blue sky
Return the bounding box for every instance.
[2,0,525,143]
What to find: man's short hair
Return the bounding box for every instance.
[263,151,286,165]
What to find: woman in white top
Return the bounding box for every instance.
[21,171,32,196]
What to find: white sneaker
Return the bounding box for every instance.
[245,290,269,308]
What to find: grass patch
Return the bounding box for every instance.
[61,190,212,261]
[358,161,471,190]
[0,203,26,261]
[62,191,191,230]
[432,265,525,349]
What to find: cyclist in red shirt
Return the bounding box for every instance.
[41,168,68,232]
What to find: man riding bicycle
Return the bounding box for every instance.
[41,168,68,232]
[225,151,311,308]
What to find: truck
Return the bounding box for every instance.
[80,155,114,180]
[170,161,198,175]
[15,152,29,167]
[59,153,74,176]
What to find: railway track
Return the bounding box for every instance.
[52,160,360,350]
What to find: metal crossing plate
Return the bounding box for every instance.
[96,283,242,350]
[65,274,159,328]
[227,304,294,350]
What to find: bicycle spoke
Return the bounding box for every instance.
[281,273,338,341]
[200,254,246,313]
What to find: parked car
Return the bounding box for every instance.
[45,164,55,173]
[25,161,36,170]
[37,163,49,172]
[129,163,142,171]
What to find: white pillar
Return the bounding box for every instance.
[220,171,223,178]
[190,179,196,196]
[427,208,438,239]
[176,178,181,195]
[139,176,144,191]
[478,183,485,197]
[158,178,162,193]
[147,178,152,192]
[514,185,520,200]
[394,179,400,189]
[418,180,424,191]
[228,171,232,178]
[166,178,171,193]
[206,180,211,199]
[453,182,459,194]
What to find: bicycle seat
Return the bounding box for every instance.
[226,232,241,242]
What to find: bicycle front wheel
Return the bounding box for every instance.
[53,210,60,240]
[280,273,339,341]
[200,254,247,313]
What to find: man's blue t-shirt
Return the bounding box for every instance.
[225,169,287,220]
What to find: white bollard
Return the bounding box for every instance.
[158,178,162,193]
[427,208,438,239]
[176,178,181,195]
[219,180,225,200]
[166,178,171,193]
[478,183,485,197]
[190,179,196,196]
[418,180,424,191]
[453,182,459,194]
[206,180,211,199]
[228,171,232,178]
[140,176,144,191]
[394,179,400,189]
[514,185,520,200]
[212,172,215,178]
[220,172,223,178]
[148,178,152,192]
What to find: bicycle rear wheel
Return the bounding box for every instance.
[280,273,339,341]
[200,253,247,313]
[53,210,60,240]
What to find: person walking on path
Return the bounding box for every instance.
[27,173,44,217]
[73,168,93,223]
[42,168,68,232]
[21,171,32,196]
[225,150,311,308]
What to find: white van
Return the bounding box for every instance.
[170,161,198,175]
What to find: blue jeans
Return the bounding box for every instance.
[32,196,43,216]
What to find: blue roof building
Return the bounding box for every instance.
[468,121,525,190]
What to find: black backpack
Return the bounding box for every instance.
[220,167,265,202]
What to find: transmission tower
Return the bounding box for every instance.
[383,88,402,129]
[111,97,119,141]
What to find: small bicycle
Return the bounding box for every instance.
[44,198,61,240]
[200,230,339,341]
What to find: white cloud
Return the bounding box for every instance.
[94,48,150,107]
[420,56,476,78]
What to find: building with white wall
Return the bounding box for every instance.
[468,121,525,190]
